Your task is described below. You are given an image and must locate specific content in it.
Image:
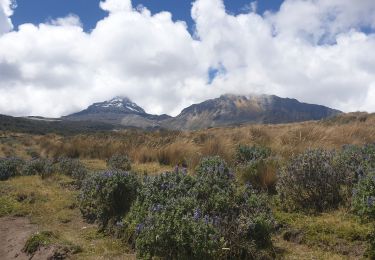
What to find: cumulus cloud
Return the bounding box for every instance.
[192,0,375,112]
[0,0,374,117]
[0,0,15,34]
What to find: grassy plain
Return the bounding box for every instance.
[0,112,374,259]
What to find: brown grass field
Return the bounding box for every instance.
[2,112,374,169]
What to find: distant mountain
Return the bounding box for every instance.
[163,94,342,130]
[62,94,341,130]
[64,96,170,129]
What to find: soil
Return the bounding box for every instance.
[0,217,36,260]
[0,217,60,260]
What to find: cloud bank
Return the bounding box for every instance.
[0,0,374,117]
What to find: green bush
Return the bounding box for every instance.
[335,144,375,184]
[57,157,87,181]
[235,145,277,191]
[235,145,271,165]
[124,157,274,259]
[107,154,132,171]
[78,170,139,230]
[21,158,54,179]
[0,157,24,181]
[352,169,375,220]
[277,149,345,212]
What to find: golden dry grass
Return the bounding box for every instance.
[41,113,375,167]
[1,112,375,170]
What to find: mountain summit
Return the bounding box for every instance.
[64,94,341,130]
[64,96,169,128]
[73,96,145,114]
[163,94,341,130]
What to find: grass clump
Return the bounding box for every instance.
[23,231,56,254]
[235,145,278,191]
[274,209,372,256]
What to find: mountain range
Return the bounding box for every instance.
[64,94,341,130]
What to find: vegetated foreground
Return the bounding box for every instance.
[0,112,374,259]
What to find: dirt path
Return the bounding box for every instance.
[0,217,37,260]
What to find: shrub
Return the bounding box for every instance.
[235,145,271,165]
[277,149,345,212]
[334,143,375,203]
[57,157,87,181]
[124,157,274,259]
[336,144,375,184]
[107,154,132,171]
[78,170,139,230]
[0,157,24,181]
[21,158,54,179]
[352,169,375,220]
[235,145,277,191]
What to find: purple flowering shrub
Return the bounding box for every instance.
[78,170,139,230]
[277,149,345,212]
[352,170,375,220]
[21,158,54,179]
[124,157,274,259]
[107,154,132,171]
[0,157,24,181]
[334,144,375,189]
[57,157,87,181]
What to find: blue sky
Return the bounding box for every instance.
[12,0,283,32]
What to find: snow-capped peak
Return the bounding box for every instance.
[93,96,145,113]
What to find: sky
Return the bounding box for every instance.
[11,0,284,32]
[0,0,375,117]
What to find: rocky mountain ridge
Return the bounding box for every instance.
[64,94,342,130]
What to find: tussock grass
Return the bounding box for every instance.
[2,113,374,171]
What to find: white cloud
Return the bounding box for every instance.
[0,0,375,117]
[192,0,375,112]
[0,0,14,34]
[99,0,132,13]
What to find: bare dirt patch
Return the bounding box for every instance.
[0,217,64,260]
[0,217,36,260]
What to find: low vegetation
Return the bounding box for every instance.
[121,157,274,259]
[0,115,374,259]
[106,154,132,171]
[79,170,139,230]
[277,149,346,212]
